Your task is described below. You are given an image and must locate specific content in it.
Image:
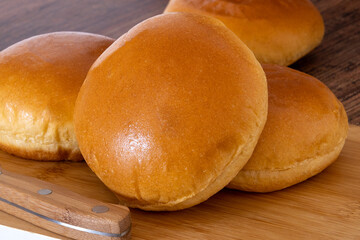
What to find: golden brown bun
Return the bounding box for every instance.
[228,64,348,192]
[164,0,325,66]
[0,32,114,161]
[74,13,268,211]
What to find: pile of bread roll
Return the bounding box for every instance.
[0,0,348,211]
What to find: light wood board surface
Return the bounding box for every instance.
[0,125,359,239]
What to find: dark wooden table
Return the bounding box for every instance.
[0,0,359,124]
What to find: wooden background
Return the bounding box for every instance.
[0,0,359,125]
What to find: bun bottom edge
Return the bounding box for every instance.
[112,131,265,211]
[0,137,83,161]
[227,138,347,193]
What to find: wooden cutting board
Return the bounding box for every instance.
[0,125,359,239]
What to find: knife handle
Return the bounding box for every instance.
[0,168,131,240]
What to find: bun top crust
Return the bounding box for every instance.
[243,64,348,171]
[74,13,267,208]
[0,32,113,125]
[164,0,325,66]
[169,0,318,18]
[0,32,114,160]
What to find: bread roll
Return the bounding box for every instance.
[228,64,348,192]
[74,13,268,210]
[164,0,325,66]
[0,32,114,161]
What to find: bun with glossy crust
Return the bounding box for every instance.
[0,32,114,161]
[164,0,325,66]
[228,64,348,192]
[74,13,268,210]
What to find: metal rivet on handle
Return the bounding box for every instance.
[38,189,52,195]
[92,205,109,213]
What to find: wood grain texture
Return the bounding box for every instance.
[0,0,358,124]
[0,125,359,239]
[0,169,131,239]
[292,0,360,125]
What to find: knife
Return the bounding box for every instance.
[0,166,131,240]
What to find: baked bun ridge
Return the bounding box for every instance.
[74,13,268,211]
[228,64,348,192]
[0,32,114,161]
[164,0,325,66]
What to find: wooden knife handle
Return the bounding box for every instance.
[0,168,131,240]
